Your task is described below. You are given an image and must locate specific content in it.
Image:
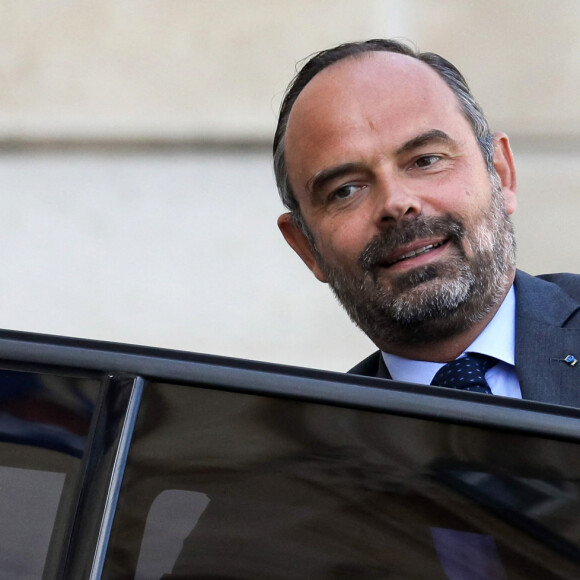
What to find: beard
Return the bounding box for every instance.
[313,174,516,346]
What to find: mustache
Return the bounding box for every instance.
[358,215,464,271]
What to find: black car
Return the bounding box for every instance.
[2,329,580,579]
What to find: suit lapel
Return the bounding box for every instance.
[349,350,392,379]
[376,353,392,380]
[514,271,580,406]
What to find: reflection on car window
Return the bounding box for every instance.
[0,466,65,578]
[0,369,100,579]
[104,381,580,579]
[135,489,210,580]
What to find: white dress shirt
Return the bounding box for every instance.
[382,287,522,398]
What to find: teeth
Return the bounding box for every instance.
[393,241,444,264]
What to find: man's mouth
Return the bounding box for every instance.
[358,217,464,273]
[384,240,447,267]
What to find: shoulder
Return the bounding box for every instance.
[513,271,580,334]
[515,270,580,309]
[533,272,580,300]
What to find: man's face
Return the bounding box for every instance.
[279,52,517,350]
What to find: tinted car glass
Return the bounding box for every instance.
[0,368,101,579]
[102,380,580,580]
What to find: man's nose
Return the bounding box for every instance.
[374,170,422,224]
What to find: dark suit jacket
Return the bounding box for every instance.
[349,271,580,407]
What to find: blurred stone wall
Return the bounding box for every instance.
[0,1,578,370]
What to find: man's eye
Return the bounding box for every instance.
[331,183,363,201]
[414,155,441,168]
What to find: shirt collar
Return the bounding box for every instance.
[382,286,516,385]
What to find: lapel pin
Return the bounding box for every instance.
[564,354,578,367]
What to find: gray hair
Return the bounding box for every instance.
[273,39,494,231]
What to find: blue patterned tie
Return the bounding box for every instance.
[431,353,496,394]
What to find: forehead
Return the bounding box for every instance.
[284,52,472,188]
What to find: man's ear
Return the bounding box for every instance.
[277,213,327,283]
[492,132,517,215]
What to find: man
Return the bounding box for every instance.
[162,41,580,579]
[274,39,580,406]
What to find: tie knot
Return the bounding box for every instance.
[431,353,496,394]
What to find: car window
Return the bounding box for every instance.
[102,380,580,579]
[0,368,101,579]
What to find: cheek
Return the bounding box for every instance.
[440,185,482,212]
[460,206,499,257]
[441,181,492,222]
[463,224,492,256]
[315,224,368,270]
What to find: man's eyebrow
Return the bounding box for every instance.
[396,129,455,155]
[307,163,366,199]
